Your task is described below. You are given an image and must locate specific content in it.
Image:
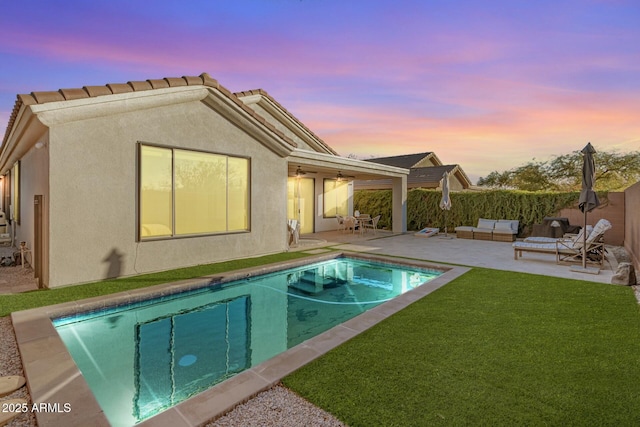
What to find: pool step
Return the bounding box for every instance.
[289,272,344,295]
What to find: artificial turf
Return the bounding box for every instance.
[283,268,640,426]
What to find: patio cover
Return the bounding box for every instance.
[287,149,409,233]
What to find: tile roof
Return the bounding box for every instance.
[2,73,301,150]
[354,164,469,190]
[234,88,337,155]
[365,152,434,169]
[408,165,457,185]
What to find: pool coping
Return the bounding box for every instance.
[11,252,469,427]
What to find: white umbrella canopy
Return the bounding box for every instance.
[439,171,452,211]
[439,171,452,237]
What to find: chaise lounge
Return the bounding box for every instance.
[513,219,611,265]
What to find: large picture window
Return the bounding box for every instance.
[139,144,250,239]
[323,178,348,218]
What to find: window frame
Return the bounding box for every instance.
[11,162,20,225]
[322,178,348,219]
[137,142,251,241]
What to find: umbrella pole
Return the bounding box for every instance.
[582,210,587,269]
[444,210,447,237]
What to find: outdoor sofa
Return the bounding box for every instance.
[454,218,519,242]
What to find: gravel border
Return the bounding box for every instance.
[0,317,37,427]
[206,384,346,427]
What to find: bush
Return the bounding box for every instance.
[354,189,608,235]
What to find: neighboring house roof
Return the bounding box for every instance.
[408,165,457,186]
[359,151,473,190]
[1,73,303,152]
[364,152,442,168]
[356,165,452,189]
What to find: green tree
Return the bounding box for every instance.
[478,147,640,191]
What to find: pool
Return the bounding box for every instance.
[52,256,442,426]
[12,253,467,427]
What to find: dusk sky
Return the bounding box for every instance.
[1,0,639,183]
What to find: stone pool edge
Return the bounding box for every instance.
[11,252,469,427]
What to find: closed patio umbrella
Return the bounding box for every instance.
[439,171,452,238]
[576,142,600,271]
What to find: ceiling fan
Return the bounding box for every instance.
[293,166,317,177]
[336,171,355,181]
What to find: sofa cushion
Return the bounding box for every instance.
[496,219,518,234]
[477,218,496,229]
[494,222,514,232]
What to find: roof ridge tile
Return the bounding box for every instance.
[83,85,113,97]
[234,88,336,155]
[147,79,169,89]
[183,75,204,86]
[2,72,301,152]
[31,91,65,104]
[106,83,133,94]
[163,77,187,87]
[59,88,89,101]
[127,81,153,92]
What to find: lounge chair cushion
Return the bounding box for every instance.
[571,224,598,249]
[586,219,612,244]
[512,241,575,254]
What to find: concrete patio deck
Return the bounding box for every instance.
[292,229,617,284]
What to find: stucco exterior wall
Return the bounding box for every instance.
[13,135,50,284]
[624,182,640,270]
[47,99,287,287]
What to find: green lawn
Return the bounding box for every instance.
[0,251,313,317]
[284,268,640,426]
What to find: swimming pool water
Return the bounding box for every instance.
[53,257,441,426]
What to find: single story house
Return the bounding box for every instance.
[354,152,473,191]
[0,73,408,288]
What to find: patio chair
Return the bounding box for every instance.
[513,219,611,265]
[287,219,299,246]
[362,214,381,234]
[336,214,346,232]
[343,216,357,233]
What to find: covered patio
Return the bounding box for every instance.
[287,149,408,234]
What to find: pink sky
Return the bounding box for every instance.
[1,0,639,183]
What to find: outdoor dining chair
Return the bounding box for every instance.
[363,215,381,234]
